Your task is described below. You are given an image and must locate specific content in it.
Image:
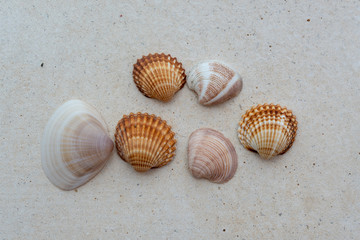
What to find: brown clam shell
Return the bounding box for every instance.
[188,128,238,183]
[114,112,176,172]
[237,104,298,159]
[133,53,186,102]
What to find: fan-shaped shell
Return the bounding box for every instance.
[187,61,243,105]
[237,103,298,159]
[114,113,176,172]
[133,53,186,102]
[41,100,114,190]
[188,128,238,183]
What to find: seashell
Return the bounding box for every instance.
[187,61,243,105]
[133,53,186,102]
[237,103,298,160]
[41,100,114,190]
[188,128,238,183]
[114,112,176,172]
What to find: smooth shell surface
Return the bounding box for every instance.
[188,128,238,183]
[133,53,186,102]
[237,103,298,159]
[114,113,176,172]
[187,61,243,105]
[41,100,114,190]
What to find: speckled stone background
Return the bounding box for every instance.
[1,1,359,239]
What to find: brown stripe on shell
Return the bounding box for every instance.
[201,62,235,104]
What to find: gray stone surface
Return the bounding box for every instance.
[1,1,359,239]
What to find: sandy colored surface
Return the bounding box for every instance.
[1,1,359,239]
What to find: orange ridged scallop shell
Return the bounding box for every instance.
[114,113,176,172]
[237,104,298,159]
[133,53,186,102]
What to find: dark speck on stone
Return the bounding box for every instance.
[223,229,226,232]
[41,63,44,67]
[279,213,282,216]
[307,19,310,22]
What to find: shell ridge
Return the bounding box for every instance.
[154,137,176,167]
[149,125,175,167]
[205,72,242,105]
[188,136,216,179]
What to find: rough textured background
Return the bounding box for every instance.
[1,0,359,239]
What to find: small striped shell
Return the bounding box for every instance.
[41,100,114,190]
[114,113,176,172]
[187,61,243,105]
[237,104,298,159]
[188,128,238,183]
[133,53,186,102]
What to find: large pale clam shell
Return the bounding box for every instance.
[114,112,176,172]
[187,61,243,105]
[133,53,186,102]
[237,103,298,159]
[41,100,114,190]
[188,128,238,183]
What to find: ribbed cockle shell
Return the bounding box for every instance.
[114,113,176,172]
[188,128,238,183]
[41,100,114,190]
[237,104,298,159]
[187,61,243,105]
[133,53,186,102]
